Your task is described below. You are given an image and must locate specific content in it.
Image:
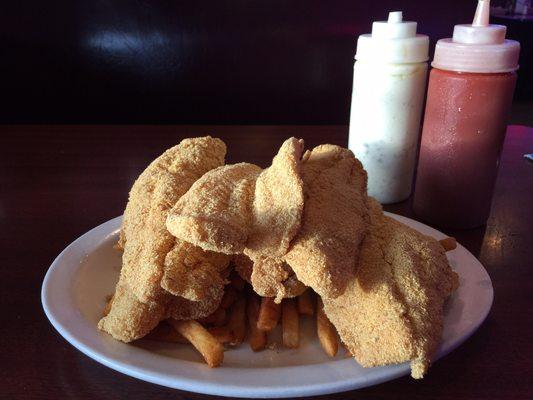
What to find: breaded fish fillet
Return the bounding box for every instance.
[244,138,305,301]
[167,278,230,321]
[118,137,226,302]
[99,137,227,342]
[98,281,168,343]
[245,137,304,259]
[161,241,231,301]
[166,163,262,254]
[284,145,369,299]
[167,138,306,301]
[233,254,306,301]
[322,199,459,378]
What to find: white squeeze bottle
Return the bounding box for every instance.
[348,11,429,204]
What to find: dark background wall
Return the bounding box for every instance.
[1,1,530,124]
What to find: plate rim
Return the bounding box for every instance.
[41,213,493,398]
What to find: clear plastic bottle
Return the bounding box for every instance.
[348,11,429,204]
[413,0,520,228]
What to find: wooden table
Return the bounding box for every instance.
[1,125,532,399]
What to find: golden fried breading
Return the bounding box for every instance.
[99,137,227,342]
[245,137,304,259]
[167,281,229,321]
[233,253,304,301]
[322,199,459,379]
[249,257,306,302]
[161,241,231,301]
[284,145,369,299]
[166,163,262,254]
[119,137,226,302]
[243,138,305,300]
[98,281,168,343]
[167,138,306,301]
[234,254,306,303]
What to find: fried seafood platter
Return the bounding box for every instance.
[99,136,459,379]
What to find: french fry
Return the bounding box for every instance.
[168,319,224,367]
[145,321,188,343]
[198,307,227,327]
[316,298,338,357]
[257,297,281,331]
[227,295,247,345]
[282,299,299,348]
[230,274,246,291]
[221,286,238,309]
[439,237,457,252]
[247,295,267,351]
[207,326,234,344]
[103,294,114,317]
[297,289,314,316]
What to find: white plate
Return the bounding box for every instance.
[41,213,493,398]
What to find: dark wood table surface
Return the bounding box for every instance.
[1,125,532,399]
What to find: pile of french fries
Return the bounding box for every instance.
[104,274,339,368]
[104,238,457,368]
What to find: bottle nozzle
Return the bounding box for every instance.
[433,0,520,73]
[472,0,490,27]
[388,11,403,23]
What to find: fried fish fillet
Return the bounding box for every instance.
[99,137,228,342]
[244,138,305,300]
[118,136,226,303]
[284,145,369,299]
[245,137,304,259]
[167,138,306,301]
[161,241,231,301]
[166,163,262,254]
[167,280,230,321]
[98,281,168,343]
[322,199,459,378]
[233,254,306,301]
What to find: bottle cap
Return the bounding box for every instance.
[355,11,429,63]
[432,0,520,73]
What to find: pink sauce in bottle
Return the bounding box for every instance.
[413,0,520,229]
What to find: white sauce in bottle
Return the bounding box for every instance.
[348,11,429,204]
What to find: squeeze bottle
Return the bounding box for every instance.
[348,11,429,204]
[413,0,520,229]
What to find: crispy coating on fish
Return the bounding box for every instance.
[244,138,306,301]
[99,137,227,342]
[98,282,169,343]
[233,253,304,300]
[249,257,306,302]
[245,137,305,259]
[103,275,229,343]
[322,199,459,378]
[119,137,226,302]
[167,163,262,254]
[161,241,231,301]
[284,145,369,299]
[167,280,229,321]
[167,138,306,301]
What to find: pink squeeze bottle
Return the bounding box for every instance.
[413,0,520,229]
